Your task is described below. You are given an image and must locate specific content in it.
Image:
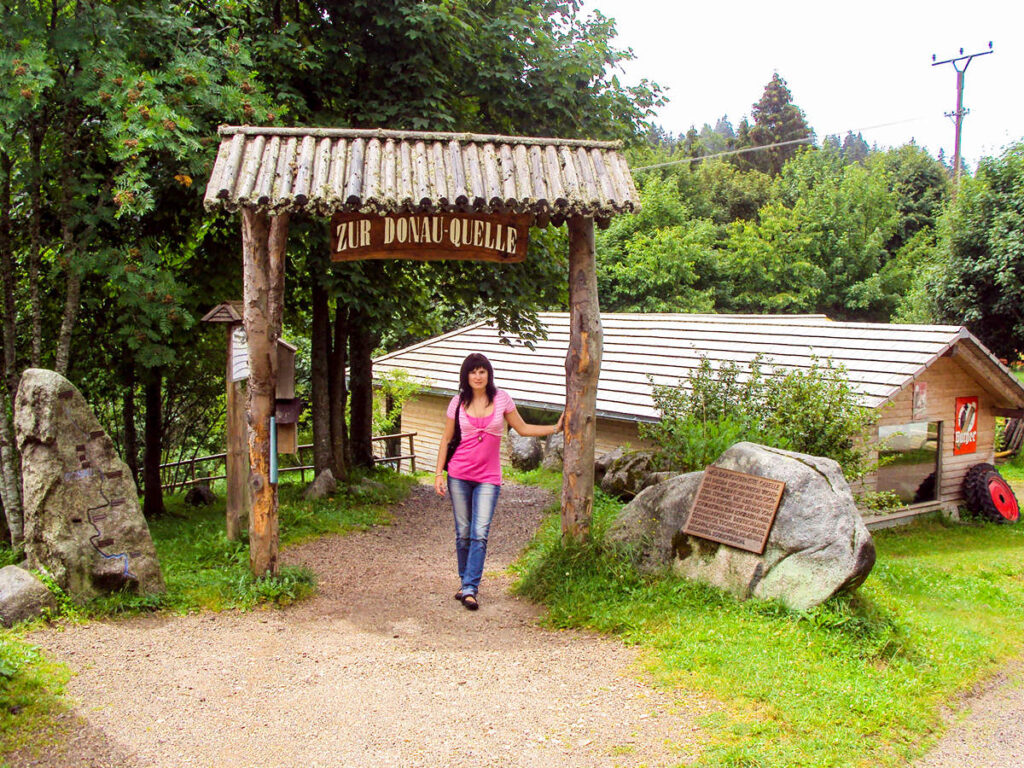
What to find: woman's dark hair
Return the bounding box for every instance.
[458,353,496,409]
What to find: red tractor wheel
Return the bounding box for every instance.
[963,463,1019,523]
[985,472,1020,522]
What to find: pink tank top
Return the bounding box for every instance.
[446,390,515,485]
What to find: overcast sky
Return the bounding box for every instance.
[583,0,1022,168]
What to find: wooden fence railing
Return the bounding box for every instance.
[160,432,417,492]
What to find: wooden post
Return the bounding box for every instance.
[225,323,248,540]
[242,208,289,577]
[562,216,602,540]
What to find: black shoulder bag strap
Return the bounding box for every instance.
[443,404,462,470]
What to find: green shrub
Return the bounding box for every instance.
[373,369,424,436]
[643,354,876,477]
[761,357,878,476]
[854,490,904,513]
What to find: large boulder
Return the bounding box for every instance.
[600,450,665,500]
[15,369,165,599]
[184,482,216,506]
[0,565,58,627]
[303,469,337,500]
[541,432,564,471]
[507,430,543,471]
[610,442,875,611]
[594,447,625,485]
[607,471,704,570]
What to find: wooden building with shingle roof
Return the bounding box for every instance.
[374,313,1024,525]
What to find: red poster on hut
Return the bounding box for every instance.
[954,396,978,455]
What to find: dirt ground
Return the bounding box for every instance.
[13,483,709,768]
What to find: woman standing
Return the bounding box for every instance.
[435,353,562,611]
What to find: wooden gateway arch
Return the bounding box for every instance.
[203,126,641,576]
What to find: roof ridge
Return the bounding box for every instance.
[216,125,623,149]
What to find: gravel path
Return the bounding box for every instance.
[15,482,708,768]
[914,659,1024,768]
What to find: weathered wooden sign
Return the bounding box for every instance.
[330,212,530,263]
[683,466,786,554]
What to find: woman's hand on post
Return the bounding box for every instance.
[434,473,446,496]
[554,411,565,434]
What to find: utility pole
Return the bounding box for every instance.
[932,43,993,190]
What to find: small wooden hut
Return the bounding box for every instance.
[374,313,1024,525]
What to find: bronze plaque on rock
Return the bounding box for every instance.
[683,466,786,554]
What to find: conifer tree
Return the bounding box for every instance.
[747,73,813,175]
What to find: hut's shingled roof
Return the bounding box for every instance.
[203,126,640,221]
[373,313,1024,420]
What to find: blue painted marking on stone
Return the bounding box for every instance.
[63,468,96,481]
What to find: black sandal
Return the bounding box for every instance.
[461,594,479,611]
[454,591,464,601]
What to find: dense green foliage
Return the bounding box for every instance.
[515,496,1024,767]
[606,139,951,322]
[0,0,661,535]
[927,142,1024,359]
[745,73,814,176]
[642,355,877,477]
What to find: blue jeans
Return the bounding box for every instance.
[447,477,500,596]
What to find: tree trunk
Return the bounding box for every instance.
[142,369,165,518]
[242,209,289,578]
[348,313,375,470]
[385,393,399,458]
[122,362,140,492]
[0,383,22,547]
[28,124,44,366]
[0,151,17,396]
[329,303,349,480]
[0,150,23,545]
[54,109,81,377]
[310,279,332,475]
[562,216,602,540]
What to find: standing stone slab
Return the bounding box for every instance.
[15,369,165,599]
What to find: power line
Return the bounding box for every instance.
[632,113,949,174]
[632,137,813,172]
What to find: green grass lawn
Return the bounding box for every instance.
[514,483,1024,767]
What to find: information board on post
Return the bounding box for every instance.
[682,466,786,555]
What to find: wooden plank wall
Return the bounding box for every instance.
[878,355,996,504]
[400,394,653,474]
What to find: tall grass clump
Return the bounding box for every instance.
[514,490,1024,767]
